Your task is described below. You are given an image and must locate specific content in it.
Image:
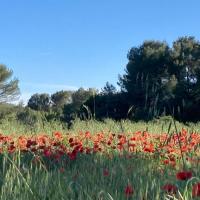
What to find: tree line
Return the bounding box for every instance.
[1,36,200,125]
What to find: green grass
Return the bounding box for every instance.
[0,118,200,199]
[1,117,200,135]
[1,152,199,200]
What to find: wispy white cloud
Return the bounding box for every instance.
[20,92,33,104]
[12,92,32,105]
[21,82,79,91]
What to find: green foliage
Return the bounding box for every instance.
[119,36,200,121]
[51,90,72,108]
[16,107,43,128]
[71,88,95,110]
[0,103,17,120]
[0,64,19,103]
[63,88,96,125]
[0,151,191,200]
[101,82,117,95]
[28,93,51,111]
[10,36,200,123]
[85,93,129,120]
[50,90,73,122]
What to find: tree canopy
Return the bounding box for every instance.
[119,36,200,121]
[51,90,72,108]
[27,93,51,111]
[0,64,19,103]
[8,36,200,123]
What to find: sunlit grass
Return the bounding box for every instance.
[0,118,200,199]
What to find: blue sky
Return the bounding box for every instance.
[0,0,200,104]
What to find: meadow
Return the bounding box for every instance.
[1,0,200,199]
[0,118,200,200]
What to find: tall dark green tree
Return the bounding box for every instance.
[171,37,200,121]
[119,37,200,121]
[101,82,117,95]
[85,92,129,120]
[71,87,95,110]
[119,40,173,119]
[63,88,95,122]
[172,36,200,83]
[51,90,72,108]
[172,37,200,99]
[0,64,19,103]
[27,93,50,111]
[49,90,72,121]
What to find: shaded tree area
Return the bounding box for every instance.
[85,92,130,120]
[119,36,200,122]
[0,64,21,123]
[24,36,200,123]
[63,88,96,126]
[82,82,129,120]
[0,64,19,103]
[28,93,51,111]
[25,88,95,127]
[2,36,200,126]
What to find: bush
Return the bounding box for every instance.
[17,107,43,128]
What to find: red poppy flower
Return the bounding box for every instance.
[8,145,16,153]
[163,159,170,165]
[68,152,76,160]
[103,169,109,176]
[43,149,52,157]
[125,185,134,197]
[192,182,200,197]
[176,171,192,181]
[53,131,63,140]
[162,184,177,194]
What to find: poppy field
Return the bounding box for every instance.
[0,120,200,200]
